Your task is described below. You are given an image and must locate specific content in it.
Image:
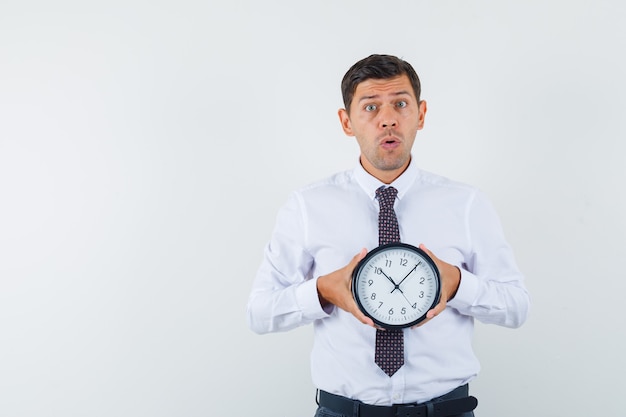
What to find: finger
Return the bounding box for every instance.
[426,300,446,319]
[355,313,375,327]
[348,301,375,327]
[347,248,367,290]
[348,249,374,327]
[350,248,368,267]
[412,310,439,328]
[419,243,437,262]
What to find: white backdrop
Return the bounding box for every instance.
[1,1,625,416]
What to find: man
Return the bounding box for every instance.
[247,54,530,417]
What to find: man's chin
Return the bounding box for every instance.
[377,155,411,172]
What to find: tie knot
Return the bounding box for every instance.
[376,186,398,208]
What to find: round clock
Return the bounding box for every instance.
[352,243,441,329]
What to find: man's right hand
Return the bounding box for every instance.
[316,248,376,328]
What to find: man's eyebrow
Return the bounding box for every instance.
[357,91,413,102]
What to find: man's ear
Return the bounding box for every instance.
[338,108,354,136]
[417,100,428,130]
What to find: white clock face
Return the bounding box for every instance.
[352,243,441,329]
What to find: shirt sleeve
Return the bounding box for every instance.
[246,192,331,334]
[446,190,530,328]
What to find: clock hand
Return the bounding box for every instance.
[396,262,420,287]
[378,268,398,286]
[400,291,414,308]
[380,269,409,295]
[392,263,424,304]
[377,271,408,296]
[388,283,416,308]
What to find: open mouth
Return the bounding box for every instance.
[380,136,401,148]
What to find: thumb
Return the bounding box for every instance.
[348,248,376,328]
[347,248,368,275]
[346,248,367,281]
[351,248,368,266]
[419,243,437,262]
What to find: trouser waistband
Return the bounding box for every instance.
[317,384,477,417]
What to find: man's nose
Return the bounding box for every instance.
[379,106,398,129]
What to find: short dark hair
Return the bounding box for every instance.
[341,54,422,113]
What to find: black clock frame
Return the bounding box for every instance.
[351,242,442,329]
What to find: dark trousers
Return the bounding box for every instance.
[314,384,475,417]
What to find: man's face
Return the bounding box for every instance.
[338,74,427,184]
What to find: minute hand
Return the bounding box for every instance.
[396,261,421,287]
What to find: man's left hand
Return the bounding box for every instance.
[412,244,461,327]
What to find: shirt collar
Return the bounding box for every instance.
[353,156,420,201]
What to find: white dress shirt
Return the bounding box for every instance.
[247,158,530,405]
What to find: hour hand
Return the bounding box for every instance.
[378,268,398,286]
[379,269,406,294]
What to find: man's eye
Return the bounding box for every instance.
[365,104,377,112]
[396,101,407,108]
